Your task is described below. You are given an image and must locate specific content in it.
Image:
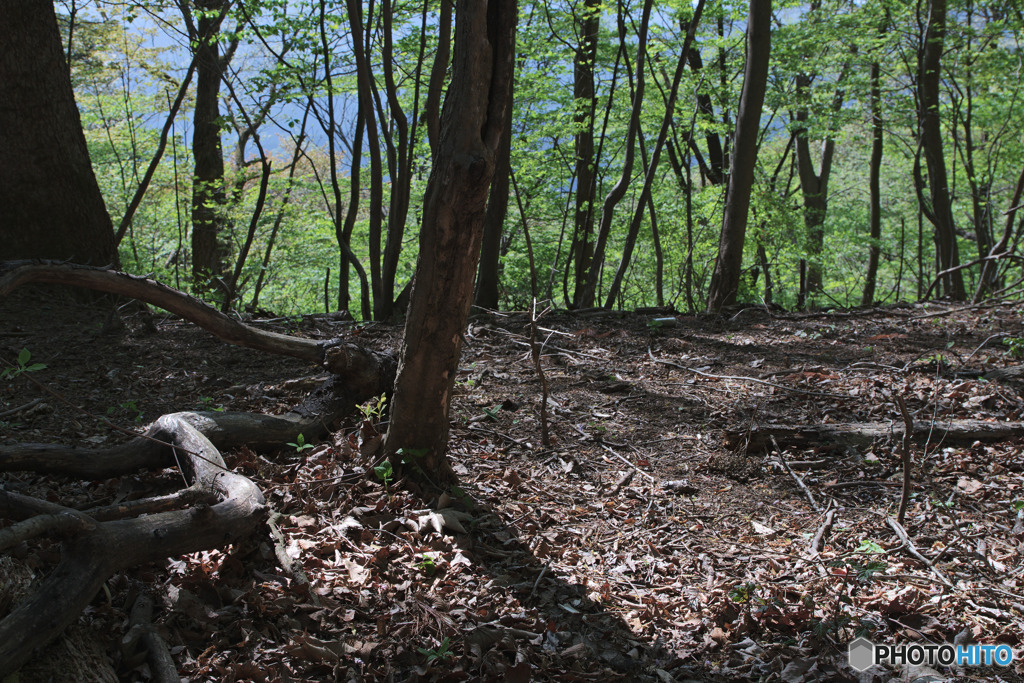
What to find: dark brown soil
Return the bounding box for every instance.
[3,289,1024,681]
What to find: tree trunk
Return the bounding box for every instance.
[346,0,385,319]
[570,0,601,307]
[794,71,840,300]
[383,0,517,486]
[577,0,654,309]
[188,0,231,295]
[0,0,117,267]
[862,58,884,306]
[604,0,704,309]
[918,0,965,300]
[706,0,771,312]
[474,73,515,311]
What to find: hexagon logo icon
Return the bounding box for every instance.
[848,637,875,672]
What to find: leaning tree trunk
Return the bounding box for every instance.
[0,0,117,267]
[706,0,771,312]
[383,0,517,486]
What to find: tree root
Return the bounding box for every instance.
[0,261,399,676]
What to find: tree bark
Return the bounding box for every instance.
[706,0,771,312]
[862,58,884,306]
[474,71,515,311]
[917,0,965,300]
[186,0,232,294]
[383,0,517,486]
[570,0,601,307]
[0,0,117,267]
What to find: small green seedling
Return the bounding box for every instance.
[357,393,388,424]
[373,460,394,487]
[416,554,438,575]
[286,433,314,452]
[417,636,453,663]
[2,348,46,380]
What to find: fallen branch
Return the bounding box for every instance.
[0,414,266,675]
[771,435,820,512]
[887,517,953,589]
[725,419,1024,453]
[0,260,393,385]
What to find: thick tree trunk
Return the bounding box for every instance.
[0,0,117,267]
[706,0,771,312]
[918,0,965,300]
[383,0,517,486]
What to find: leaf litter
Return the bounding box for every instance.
[2,295,1024,680]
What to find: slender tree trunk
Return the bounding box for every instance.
[383,0,517,486]
[604,0,704,309]
[187,0,231,294]
[862,58,884,306]
[685,47,726,185]
[474,71,515,311]
[570,0,601,307]
[377,0,414,320]
[918,0,965,299]
[706,0,771,312]
[0,0,117,267]
[346,0,385,318]
[425,0,452,156]
[577,0,654,309]
[794,71,840,299]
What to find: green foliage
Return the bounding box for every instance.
[1,349,47,380]
[286,433,314,453]
[373,460,394,487]
[107,400,143,423]
[60,0,1024,317]
[357,394,388,424]
[1003,338,1024,360]
[417,636,453,664]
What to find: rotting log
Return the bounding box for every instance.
[726,419,1024,453]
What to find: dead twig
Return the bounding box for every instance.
[648,350,851,399]
[0,397,43,418]
[529,298,551,447]
[887,517,953,588]
[809,506,836,556]
[895,396,914,525]
[771,435,820,512]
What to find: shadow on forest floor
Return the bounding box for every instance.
[3,292,1024,681]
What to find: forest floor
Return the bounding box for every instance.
[3,291,1024,682]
